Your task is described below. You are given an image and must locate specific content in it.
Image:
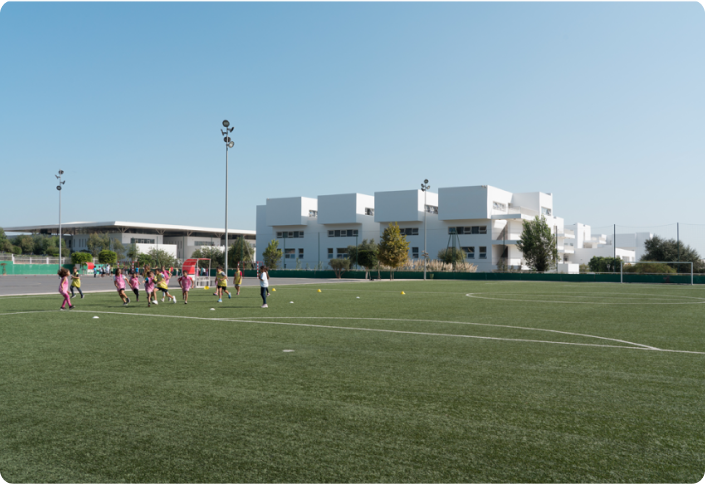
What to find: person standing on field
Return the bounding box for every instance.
[70,268,84,299]
[58,268,75,310]
[259,266,269,308]
[233,263,243,296]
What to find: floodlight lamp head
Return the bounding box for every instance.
[228,141,234,148]
[222,120,230,128]
[55,175,60,179]
[424,179,428,184]
[56,186,61,191]
[59,170,64,175]
[229,127,234,132]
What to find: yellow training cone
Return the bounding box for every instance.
[317,289,322,293]
[272,288,276,292]
[205,286,210,290]
[401,291,405,295]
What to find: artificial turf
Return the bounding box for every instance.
[0,280,704,483]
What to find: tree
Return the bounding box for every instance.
[147,248,178,269]
[88,233,110,256]
[111,239,126,261]
[263,240,282,269]
[98,250,118,266]
[377,222,410,280]
[641,235,704,273]
[622,262,676,274]
[329,258,351,278]
[192,247,225,269]
[516,216,557,272]
[437,247,466,265]
[14,235,35,255]
[136,252,155,268]
[0,227,6,247]
[127,243,139,261]
[71,252,93,267]
[1,239,13,253]
[228,237,254,269]
[588,256,622,273]
[348,239,378,279]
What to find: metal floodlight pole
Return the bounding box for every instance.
[55,170,65,268]
[221,120,234,278]
[421,180,430,280]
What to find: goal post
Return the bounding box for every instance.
[620,260,693,285]
[182,258,212,289]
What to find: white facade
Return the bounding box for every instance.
[256,186,582,272]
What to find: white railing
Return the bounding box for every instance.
[0,254,68,265]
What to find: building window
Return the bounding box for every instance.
[298,248,304,259]
[327,248,334,259]
[448,226,486,235]
[309,210,317,217]
[399,227,419,236]
[365,208,374,216]
[542,207,552,216]
[328,229,358,238]
[277,231,304,238]
[479,247,487,259]
[493,201,507,211]
[425,205,438,214]
[285,248,296,259]
[131,238,156,244]
[336,248,348,259]
[412,247,419,259]
[463,247,475,259]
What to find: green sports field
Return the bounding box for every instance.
[1,281,704,483]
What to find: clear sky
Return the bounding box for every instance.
[1,2,704,248]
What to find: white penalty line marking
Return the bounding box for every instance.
[1,310,703,355]
[466,293,705,305]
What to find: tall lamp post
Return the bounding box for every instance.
[420,179,430,280]
[221,120,234,278]
[55,170,65,267]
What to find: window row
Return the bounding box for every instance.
[493,201,506,211]
[462,246,487,259]
[277,231,305,238]
[425,205,438,214]
[400,227,419,236]
[328,229,358,238]
[328,248,348,259]
[281,248,305,259]
[131,238,156,244]
[448,226,487,235]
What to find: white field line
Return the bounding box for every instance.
[466,293,705,305]
[227,316,659,350]
[1,310,703,355]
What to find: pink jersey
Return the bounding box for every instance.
[144,276,155,292]
[129,276,139,290]
[114,275,126,290]
[59,276,69,294]
[179,276,192,291]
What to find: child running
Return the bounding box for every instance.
[144,270,157,307]
[70,268,84,299]
[156,269,177,303]
[161,267,171,302]
[58,268,75,310]
[114,268,131,306]
[259,266,269,308]
[128,271,140,302]
[233,263,243,296]
[179,271,193,304]
[215,266,231,303]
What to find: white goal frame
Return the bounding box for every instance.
[620,260,693,285]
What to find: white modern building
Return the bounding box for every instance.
[257,185,584,272]
[5,221,256,262]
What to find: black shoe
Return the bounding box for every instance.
[126,297,130,304]
[69,305,75,310]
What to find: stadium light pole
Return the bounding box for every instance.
[421,179,430,280]
[55,170,65,267]
[221,120,235,278]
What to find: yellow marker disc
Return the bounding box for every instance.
[401,291,405,295]
[205,286,210,290]
[317,289,322,293]
[272,288,276,292]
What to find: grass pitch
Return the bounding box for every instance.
[1,281,704,483]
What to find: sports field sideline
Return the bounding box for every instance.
[1,280,703,482]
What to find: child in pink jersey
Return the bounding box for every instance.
[144,270,157,307]
[178,273,193,304]
[114,268,130,306]
[58,267,75,310]
[128,272,140,302]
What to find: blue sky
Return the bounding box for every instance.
[1,2,704,247]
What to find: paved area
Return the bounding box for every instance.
[0,274,364,297]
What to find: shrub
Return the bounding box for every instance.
[98,250,118,265]
[71,252,93,266]
[579,264,589,274]
[622,262,676,274]
[437,248,466,265]
[329,258,351,279]
[588,256,622,273]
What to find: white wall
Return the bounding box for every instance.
[374,190,426,223]
[438,186,490,221]
[266,197,317,226]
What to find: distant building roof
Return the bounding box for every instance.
[4,221,255,237]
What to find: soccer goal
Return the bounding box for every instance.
[182,258,212,289]
[620,261,693,285]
